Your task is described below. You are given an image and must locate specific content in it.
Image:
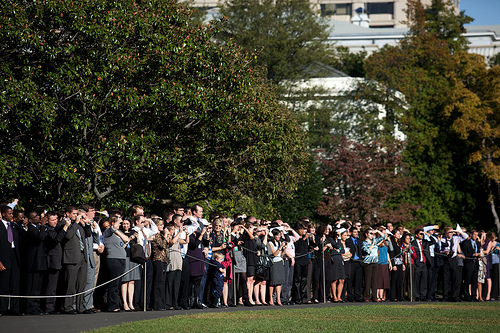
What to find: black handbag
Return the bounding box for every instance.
[130,243,147,264]
[256,248,273,277]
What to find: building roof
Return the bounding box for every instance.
[326,19,500,60]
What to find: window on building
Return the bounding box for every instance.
[366,2,394,15]
[321,3,352,16]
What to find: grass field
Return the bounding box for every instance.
[88,302,500,333]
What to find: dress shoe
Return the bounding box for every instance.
[65,310,77,314]
[179,304,190,310]
[27,310,44,315]
[81,310,92,314]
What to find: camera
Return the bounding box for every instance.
[224,242,234,250]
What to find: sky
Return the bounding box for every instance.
[460,0,500,26]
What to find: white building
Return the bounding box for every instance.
[326,19,500,62]
[192,0,458,28]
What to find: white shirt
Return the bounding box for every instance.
[133,221,158,255]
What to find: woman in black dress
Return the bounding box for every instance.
[312,224,334,303]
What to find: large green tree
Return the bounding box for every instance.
[218,0,331,85]
[365,0,489,227]
[0,0,308,209]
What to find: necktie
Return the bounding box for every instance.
[472,240,476,253]
[419,240,426,263]
[6,221,14,244]
[353,238,359,259]
[76,228,84,252]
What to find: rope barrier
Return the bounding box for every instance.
[1,238,495,300]
[0,263,142,299]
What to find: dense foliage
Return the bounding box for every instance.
[218,0,332,85]
[0,0,308,210]
[365,0,491,228]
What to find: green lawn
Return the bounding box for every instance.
[88,302,500,333]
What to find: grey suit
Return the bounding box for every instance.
[83,225,98,311]
[60,220,91,313]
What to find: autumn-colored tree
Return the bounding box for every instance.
[365,0,489,227]
[445,62,500,232]
[317,137,416,224]
[0,0,308,210]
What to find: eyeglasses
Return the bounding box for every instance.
[418,233,424,236]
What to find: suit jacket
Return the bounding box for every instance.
[345,236,362,261]
[461,238,480,264]
[0,220,21,269]
[46,225,67,270]
[411,238,435,268]
[84,229,95,269]
[26,223,48,272]
[60,221,91,265]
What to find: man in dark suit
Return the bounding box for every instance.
[345,227,364,302]
[0,205,22,316]
[411,228,435,301]
[25,210,48,315]
[292,222,312,304]
[44,211,68,314]
[461,230,481,301]
[60,205,91,314]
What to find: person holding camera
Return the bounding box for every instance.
[103,216,129,312]
[312,224,334,303]
[268,228,287,306]
[293,222,312,304]
[165,224,183,310]
[240,222,259,306]
[150,218,170,310]
[60,205,92,314]
[210,218,232,307]
[441,226,468,302]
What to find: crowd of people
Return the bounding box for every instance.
[1,200,500,317]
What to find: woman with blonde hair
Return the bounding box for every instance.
[103,216,129,312]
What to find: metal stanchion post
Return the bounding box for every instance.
[322,240,326,304]
[233,266,236,306]
[408,251,413,302]
[143,262,147,311]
